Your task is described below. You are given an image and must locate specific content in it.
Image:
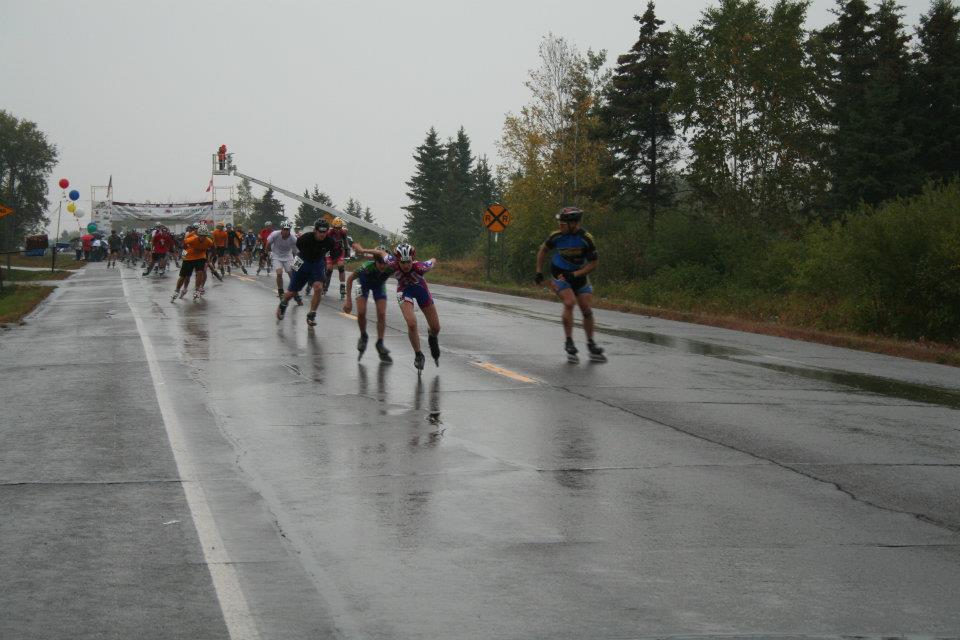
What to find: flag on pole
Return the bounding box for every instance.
[205,177,213,193]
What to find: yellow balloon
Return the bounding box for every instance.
[67,202,76,213]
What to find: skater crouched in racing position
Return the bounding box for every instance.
[381,243,440,371]
[276,218,338,326]
[343,245,395,363]
[535,206,605,362]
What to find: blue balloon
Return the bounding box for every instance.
[69,190,80,201]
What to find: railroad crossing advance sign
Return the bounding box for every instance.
[483,204,511,233]
[0,204,13,219]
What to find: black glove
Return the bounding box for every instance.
[534,272,544,285]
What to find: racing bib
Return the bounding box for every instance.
[291,256,304,271]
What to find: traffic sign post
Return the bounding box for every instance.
[482,204,511,281]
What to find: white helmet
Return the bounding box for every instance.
[197,223,210,236]
[394,243,416,262]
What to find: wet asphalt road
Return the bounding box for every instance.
[1,264,959,640]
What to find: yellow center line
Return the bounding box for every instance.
[472,361,539,384]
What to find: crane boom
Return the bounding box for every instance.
[232,169,396,239]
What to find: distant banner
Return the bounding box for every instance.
[106,201,219,223]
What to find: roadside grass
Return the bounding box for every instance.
[0,285,55,324]
[1,268,73,281]
[4,254,86,269]
[430,258,960,368]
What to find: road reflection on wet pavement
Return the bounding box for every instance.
[3,266,959,640]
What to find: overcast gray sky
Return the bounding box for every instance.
[1,0,930,235]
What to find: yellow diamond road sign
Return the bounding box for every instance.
[483,204,510,232]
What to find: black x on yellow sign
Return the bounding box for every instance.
[482,204,511,233]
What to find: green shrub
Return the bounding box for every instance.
[794,181,960,341]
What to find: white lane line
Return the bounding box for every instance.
[121,274,260,640]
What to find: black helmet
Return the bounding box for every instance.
[556,206,584,222]
[314,218,330,231]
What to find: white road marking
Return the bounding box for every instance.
[121,274,260,640]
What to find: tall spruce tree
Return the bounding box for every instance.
[249,188,285,231]
[823,0,873,213]
[294,185,333,230]
[473,155,499,208]
[602,1,676,233]
[824,0,918,210]
[861,0,920,203]
[440,127,476,256]
[403,127,446,246]
[915,0,960,183]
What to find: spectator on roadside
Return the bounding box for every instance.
[82,234,92,261]
[218,144,227,171]
[73,238,82,262]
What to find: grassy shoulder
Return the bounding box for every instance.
[1,267,73,281]
[0,285,56,324]
[4,254,86,269]
[430,258,960,368]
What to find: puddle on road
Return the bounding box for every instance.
[436,292,960,410]
[731,358,960,410]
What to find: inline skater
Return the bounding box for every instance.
[256,221,274,274]
[141,229,152,269]
[323,217,350,299]
[172,223,214,301]
[211,222,228,277]
[143,225,172,276]
[534,206,605,362]
[369,243,440,372]
[242,228,257,267]
[106,230,122,268]
[224,223,248,274]
[130,230,143,267]
[275,218,338,327]
[266,222,302,305]
[343,245,394,362]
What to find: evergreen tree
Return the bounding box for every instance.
[439,127,476,256]
[248,188,285,231]
[473,155,499,207]
[295,190,313,230]
[294,185,333,230]
[862,0,920,203]
[0,110,58,249]
[824,0,873,213]
[602,1,677,233]
[824,0,918,210]
[403,127,446,246]
[233,177,256,229]
[915,0,960,183]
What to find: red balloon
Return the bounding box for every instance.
[58,178,70,189]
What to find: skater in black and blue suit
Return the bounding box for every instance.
[535,206,605,362]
